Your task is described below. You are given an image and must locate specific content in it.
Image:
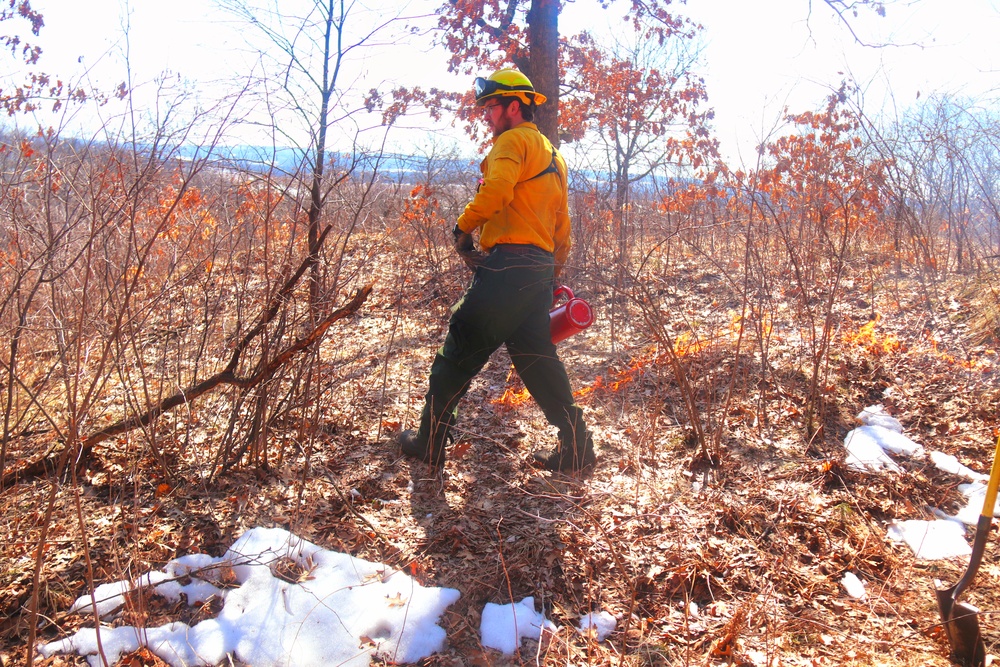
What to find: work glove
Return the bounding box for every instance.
[453,225,485,270]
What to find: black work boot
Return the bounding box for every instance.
[398,411,453,468]
[532,431,597,473]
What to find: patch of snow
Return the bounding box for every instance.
[67,580,134,619]
[840,572,866,600]
[480,596,558,655]
[857,405,903,432]
[954,480,1000,524]
[40,527,460,667]
[153,554,224,605]
[887,519,972,560]
[844,424,924,473]
[929,451,989,482]
[577,611,617,641]
[844,427,893,472]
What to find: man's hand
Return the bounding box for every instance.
[453,225,485,270]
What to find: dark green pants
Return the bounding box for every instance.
[417,245,588,449]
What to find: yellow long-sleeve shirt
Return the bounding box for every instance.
[456,122,571,271]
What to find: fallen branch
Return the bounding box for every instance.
[1,284,372,487]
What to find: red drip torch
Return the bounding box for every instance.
[549,285,594,344]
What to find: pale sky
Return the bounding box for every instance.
[682,0,1000,163]
[12,0,1000,165]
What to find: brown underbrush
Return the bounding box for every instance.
[3,244,1000,667]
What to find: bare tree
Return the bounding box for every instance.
[218,0,421,310]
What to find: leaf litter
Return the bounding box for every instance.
[4,263,1000,667]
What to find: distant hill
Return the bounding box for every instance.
[176,144,478,184]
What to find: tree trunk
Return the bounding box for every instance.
[527,0,559,145]
[308,0,337,321]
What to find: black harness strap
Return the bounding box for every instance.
[525,148,559,182]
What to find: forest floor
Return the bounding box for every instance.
[4,254,1000,667]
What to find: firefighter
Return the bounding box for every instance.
[398,69,596,473]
